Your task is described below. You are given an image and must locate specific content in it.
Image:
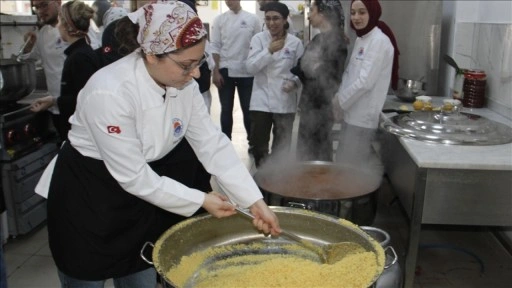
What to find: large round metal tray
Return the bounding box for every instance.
[150,207,385,288]
[381,111,512,145]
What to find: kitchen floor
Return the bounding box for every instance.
[3,89,512,288]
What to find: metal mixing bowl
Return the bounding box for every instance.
[395,78,426,102]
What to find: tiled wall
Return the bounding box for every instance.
[453,23,512,119]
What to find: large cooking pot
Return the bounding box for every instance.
[0,58,36,102]
[142,207,387,288]
[254,161,381,225]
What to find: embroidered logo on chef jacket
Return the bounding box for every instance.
[281,48,293,59]
[356,47,364,60]
[107,125,121,134]
[173,118,184,137]
[55,38,66,50]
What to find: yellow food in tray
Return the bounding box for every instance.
[167,242,381,288]
[412,100,424,111]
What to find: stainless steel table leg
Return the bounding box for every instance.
[404,168,427,288]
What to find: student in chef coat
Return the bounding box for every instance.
[210,0,261,140]
[258,0,296,36]
[334,0,399,174]
[34,2,281,286]
[291,0,347,162]
[246,2,304,167]
[21,0,100,141]
[31,0,101,141]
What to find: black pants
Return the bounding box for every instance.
[217,68,253,139]
[249,111,295,167]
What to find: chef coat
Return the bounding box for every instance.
[246,31,304,113]
[336,27,393,129]
[36,51,263,217]
[210,9,261,77]
[19,25,66,114]
[19,24,100,115]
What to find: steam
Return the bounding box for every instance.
[256,150,383,199]
[255,30,384,199]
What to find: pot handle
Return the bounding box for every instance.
[384,246,398,269]
[285,202,309,210]
[140,241,155,265]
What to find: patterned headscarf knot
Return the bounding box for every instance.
[127,0,207,55]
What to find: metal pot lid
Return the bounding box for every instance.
[382,111,512,145]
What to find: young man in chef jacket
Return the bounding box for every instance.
[210,0,261,144]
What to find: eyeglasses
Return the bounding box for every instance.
[32,1,51,12]
[264,16,283,22]
[167,53,207,75]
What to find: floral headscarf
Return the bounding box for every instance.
[127,0,207,55]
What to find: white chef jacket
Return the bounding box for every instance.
[246,31,304,113]
[20,25,66,114]
[20,24,100,115]
[210,9,261,77]
[336,27,393,129]
[35,52,263,217]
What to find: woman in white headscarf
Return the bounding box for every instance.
[35,1,281,286]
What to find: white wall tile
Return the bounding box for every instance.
[454,23,512,118]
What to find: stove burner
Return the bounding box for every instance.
[1,91,57,161]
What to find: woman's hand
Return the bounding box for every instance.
[281,78,297,92]
[249,199,281,236]
[202,191,236,218]
[268,38,285,54]
[269,33,286,54]
[30,95,55,112]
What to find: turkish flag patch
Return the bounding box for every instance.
[107,126,121,134]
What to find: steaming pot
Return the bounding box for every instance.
[253,161,381,225]
[0,58,36,102]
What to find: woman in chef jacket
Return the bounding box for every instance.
[30,0,101,141]
[291,0,347,162]
[35,2,281,286]
[246,2,304,167]
[334,0,399,176]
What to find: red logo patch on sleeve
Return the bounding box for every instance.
[107,126,121,134]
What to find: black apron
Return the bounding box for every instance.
[47,140,211,280]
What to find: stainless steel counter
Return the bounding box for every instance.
[380,95,512,288]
